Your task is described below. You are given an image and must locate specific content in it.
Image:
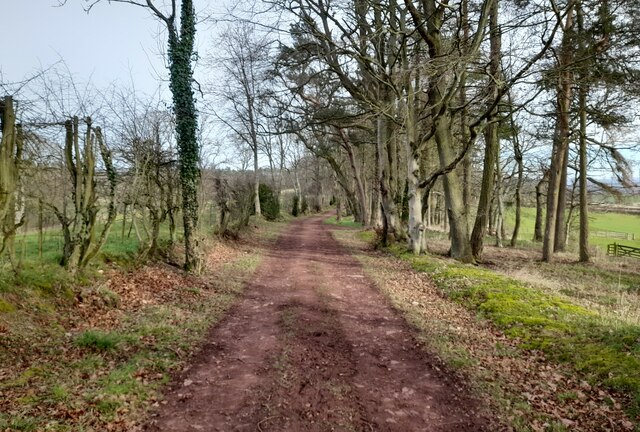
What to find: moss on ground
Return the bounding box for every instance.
[389,244,640,417]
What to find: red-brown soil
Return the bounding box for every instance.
[144,215,492,431]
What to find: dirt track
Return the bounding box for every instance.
[145,215,490,431]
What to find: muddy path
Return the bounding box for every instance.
[145,215,491,431]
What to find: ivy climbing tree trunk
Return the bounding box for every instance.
[167,0,200,271]
[91,0,201,271]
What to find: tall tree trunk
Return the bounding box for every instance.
[377,113,400,242]
[253,147,261,216]
[577,8,590,263]
[167,0,200,271]
[434,116,473,262]
[460,0,472,226]
[424,46,472,260]
[334,180,342,223]
[0,96,23,263]
[510,92,524,247]
[121,203,128,240]
[371,178,382,227]
[38,199,44,259]
[534,171,548,242]
[578,87,590,262]
[404,104,424,254]
[511,154,524,247]
[401,16,425,254]
[495,150,504,248]
[470,122,498,259]
[554,147,569,251]
[470,1,501,260]
[324,154,361,222]
[339,128,369,225]
[543,4,574,262]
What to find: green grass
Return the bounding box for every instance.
[0,219,177,316]
[6,215,182,267]
[75,330,123,351]
[324,215,363,228]
[503,207,640,251]
[389,244,640,417]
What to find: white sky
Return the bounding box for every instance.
[0,0,217,96]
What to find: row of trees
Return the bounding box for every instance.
[2,0,639,276]
[236,0,638,263]
[0,83,328,275]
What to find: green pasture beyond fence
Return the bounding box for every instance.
[503,207,640,252]
[5,207,220,265]
[9,228,142,264]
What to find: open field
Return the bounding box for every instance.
[503,207,640,252]
[5,208,223,268]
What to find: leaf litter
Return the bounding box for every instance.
[0,232,271,431]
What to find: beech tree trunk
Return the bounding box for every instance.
[339,128,369,225]
[377,113,400,243]
[434,116,473,262]
[0,96,24,264]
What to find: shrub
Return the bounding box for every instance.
[291,195,300,217]
[259,183,280,221]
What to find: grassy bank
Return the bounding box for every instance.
[0,217,287,431]
[391,244,640,420]
[323,214,363,229]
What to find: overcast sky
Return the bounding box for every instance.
[1,0,218,96]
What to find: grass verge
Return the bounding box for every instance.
[387,242,640,420]
[323,215,363,228]
[0,216,287,431]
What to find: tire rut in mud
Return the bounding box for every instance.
[239,299,372,431]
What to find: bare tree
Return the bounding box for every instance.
[83,0,201,271]
[213,22,274,217]
[43,117,117,274]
